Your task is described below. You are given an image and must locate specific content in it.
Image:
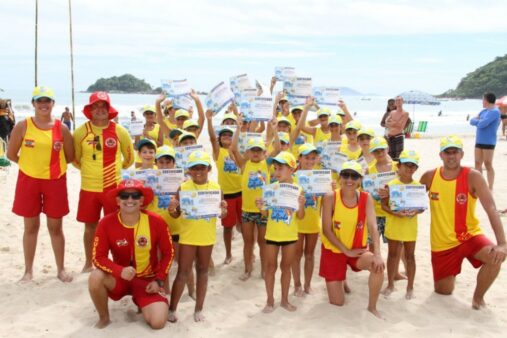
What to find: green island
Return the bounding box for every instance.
[440,54,507,98]
[86,74,162,94]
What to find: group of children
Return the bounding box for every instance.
[128,92,425,320]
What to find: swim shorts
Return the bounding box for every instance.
[319,244,361,282]
[108,275,168,308]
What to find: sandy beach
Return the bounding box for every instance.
[1,135,506,338]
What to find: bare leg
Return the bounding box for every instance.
[83,222,98,273]
[383,239,401,295]
[223,227,233,264]
[434,276,455,295]
[21,216,40,281]
[474,147,484,174]
[257,225,267,279]
[357,252,384,318]
[482,149,495,190]
[280,243,297,311]
[239,221,255,280]
[194,245,213,321]
[404,241,417,299]
[303,234,318,294]
[472,246,502,309]
[169,244,197,322]
[395,244,407,280]
[326,281,345,306]
[291,234,304,296]
[47,217,72,282]
[142,302,168,329]
[263,243,279,313]
[88,269,116,328]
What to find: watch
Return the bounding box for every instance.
[155,279,164,287]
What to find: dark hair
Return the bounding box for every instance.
[138,143,156,152]
[483,92,496,104]
[386,99,396,113]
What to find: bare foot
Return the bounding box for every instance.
[293,286,304,297]
[19,271,33,282]
[382,286,395,296]
[94,318,111,329]
[405,289,415,300]
[394,272,407,281]
[194,311,205,322]
[81,265,94,273]
[57,270,73,283]
[167,311,178,323]
[367,307,382,319]
[262,304,275,313]
[281,302,297,312]
[472,298,486,310]
[239,271,251,281]
[304,286,313,295]
[344,281,351,294]
[223,256,233,265]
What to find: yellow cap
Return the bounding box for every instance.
[156,145,176,160]
[340,160,363,176]
[345,120,362,130]
[440,135,463,152]
[142,105,156,114]
[183,119,199,130]
[290,106,304,114]
[178,131,196,143]
[186,150,211,168]
[358,128,375,137]
[399,149,420,165]
[278,132,290,144]
[246,138,266,151]
[336,108,346,116]
[277,116,291,125]
[221,113,237,123]
[369,137,388,152]
[271,151,297,169]
[298,143,320,156]
[175,109,190,119]
[316,107,332,117]
[32,86,55,100]
[328,115,343,125]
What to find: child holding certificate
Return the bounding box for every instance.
[255,151,305,313]
[340,120,363,160]
[381,150,424,299]
[231,115,280,281]
[167,150,227,322]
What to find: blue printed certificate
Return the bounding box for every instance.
[296,170,332,196]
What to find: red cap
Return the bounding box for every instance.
[83,92,118,120]
[106,179,154,208]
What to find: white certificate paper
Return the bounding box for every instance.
[230,74,252,103]
[158,169,185,195]
[296,170,332,196]
[275,66,296,81]
[244,97,273,121]
[161,79,191,97]
[362,171,397,200]
[128,120,144,137]
[180,190,222,219]
[313,87,340,106]
[239,132,264,154]
[389,184,428,211]
[173,95,194,110]
[206,82,234,113]
[175,144,204,169]
[263,183,300,210]
[285,77,312,96]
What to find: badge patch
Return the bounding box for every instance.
[24,139,35,148]
[116,239,128,247]
[456,193,467,205]
[105,137,116,148]
[430,192,439,200]
[137,236,148,247]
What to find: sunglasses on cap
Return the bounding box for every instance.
[118,191,143,200]
[340,172,361,180]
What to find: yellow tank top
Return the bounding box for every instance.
[241,160,270,212]
[339,142,362,160]
[295,193,321,234]
[429,167,482,251]
[265,183,302,241]
[314,127,331,149]
[146,195,181,235]
[217,147,241,194]
[321,190,368,253]
[384,178,419,242]
[178,179,221,246]
[19,118,67,179]
[367,161,398,217]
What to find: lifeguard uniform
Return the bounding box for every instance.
[13,118,69,218]
[265,183,302,245]
[319,190,368,281]
[92,211,173,308]
[73,121,134,222]
[428,167,492,281]
[241,160,270,226]
[384,178,420,242]
[216,147,242,228]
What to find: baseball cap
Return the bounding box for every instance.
[156,145,176,160]
[178,131,197,143]
[32,86,55,101]
[340,161,363,176]
[369,137,388,153]
[298,143,320,156]
[358,128,375,138]
[221,113,237,124]
[246,138,266,151]
[440,135,463,152]
[278,132,290,144]
[175,109,190,119]
[183,119,200,130]
[328,115,343,125]
[186,150,212,168]
[142,105,156,114]
[399,149,420,165]
[137,138,157,151]
[316,107,332,117]
[271,151,297,169]
[345,120,362,131]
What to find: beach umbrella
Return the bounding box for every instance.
[397,90,440,121]
[496,96,507,107]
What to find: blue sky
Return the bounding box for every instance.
[1,0,506,97]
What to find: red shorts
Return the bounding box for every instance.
[319,244,361,282]
[221,193,242,228]
[77,190,118,223]
[431,234,493,281]
[108,275,168,308]
[12,171,69,218]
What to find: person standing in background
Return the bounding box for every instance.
[60,106,73,130]
[385,96,409,161]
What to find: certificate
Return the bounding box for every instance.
[128,120,144,137]
[230,74,252,104]
[158,169,185,195]
[263,183,300,210]
[180,190,222,219]
[239,132,263,154]
[287,94,307,106]
[175,144,204,169]
[275,66,296,81]
[161,79,191,97]
[206,82,234,114]
[121,169,159,193]
[244,97,273,121]
[389,184,428,211]
[285,77,312,96]
[362,171,397,200]
[238,88,257,116]
[313,87,340,106]
[296,170,332,196]
[173,95,194,110]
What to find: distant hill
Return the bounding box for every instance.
[87,74,155,93]
[440,54,507,98]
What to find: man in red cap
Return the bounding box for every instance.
[73,92,134,272]
[89,179,174,329]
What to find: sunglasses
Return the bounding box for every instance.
[340,172,361,180]
[118,191,143,200]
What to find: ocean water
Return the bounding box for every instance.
[1,88,480,136]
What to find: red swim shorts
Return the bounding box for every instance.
[77,189,118,223]
[108,275,168,308]
[12,171,69,218]
[319,244,361,282]
[431,234,493,281]
[221,193,242,228]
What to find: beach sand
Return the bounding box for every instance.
[0,135,506,338]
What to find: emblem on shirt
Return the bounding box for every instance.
[356,221,364,230]
[105,137,117,148]
[430,192,439,200]
[24,139,35,148]
[53,141,62,151]
[456,193,467,205]
[116,239,128,247]
[137,236,148,247]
